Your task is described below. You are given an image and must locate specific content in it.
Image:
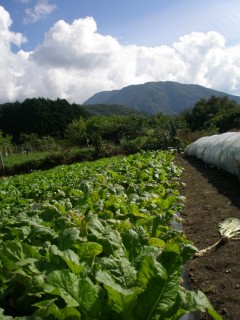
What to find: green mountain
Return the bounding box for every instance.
[82,104,142,116]
[84,81,240,114]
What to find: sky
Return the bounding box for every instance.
[1,0,240,104]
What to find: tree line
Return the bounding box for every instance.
[0,98,89,142]
[1,95,240,157]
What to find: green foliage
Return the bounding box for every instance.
[119,114,185,153]
[177,128,204,147]
[182,96,240,133]
[120,136,149,153]
[0,130,12,156]
[65,113,185,154]
[3,151,51,167]
[0,151,221,319]
[0,98,89,141]
[0,147,95,176]
[64,117,87,146]
[84,114,147,144]
[206,107,240,133]
[19,133,61,152]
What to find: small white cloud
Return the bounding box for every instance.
[24,0,57,24]
[16,0,32,4]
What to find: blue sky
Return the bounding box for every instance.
[0,0,240,103]
[3,0,240,49]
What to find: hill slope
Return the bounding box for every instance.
[82,104,142,116]
[84,81,240,114]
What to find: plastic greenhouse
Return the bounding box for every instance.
[185,132,240,178]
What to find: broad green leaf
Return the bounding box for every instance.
[100,228,127,257]
[137,255,167,289]
[104,284,140,320]
[60,306,81,320]
[121,229,143,262]
[0,241,41,270]
[87,217,126,257]
[33,299,61,319]
[44,269,100,313]
[77,242,103,260]
[49,245,84,273]
[34,300,81,320]
[180,243,198,263]
[26,221,58,244]
[104,195,125,213]
[134,255,180,320]
[158,242,183,272]
[107,219,132,234]
[68,188,84,198]
[40,204,60,222]
[14,258,41,274]
[27,274,46,296]
[86,214,105,237]
[58,227,80,250]
[97,256,137,288]
[96,269,141,318]
[148,237,165,248]
[179,290,223,320]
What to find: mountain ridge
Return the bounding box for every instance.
[84,81,240,114]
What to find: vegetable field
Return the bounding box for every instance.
[0,151,220,319]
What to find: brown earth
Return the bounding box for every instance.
[176,154,240,320]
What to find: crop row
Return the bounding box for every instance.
[0,151,221,319]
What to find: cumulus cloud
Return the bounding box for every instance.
[24,0,57,23]
[1,6,240,104]
[0,6,27,47]
[0,6,27,101]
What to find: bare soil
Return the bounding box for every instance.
[176,154,240,320]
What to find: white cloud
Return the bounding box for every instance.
[24,0,57,23]
[0,6,27,47]
[16,0,32,4]
[0,6,27,101]
[1,7,240,104]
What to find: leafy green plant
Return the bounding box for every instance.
[0,151,222,319]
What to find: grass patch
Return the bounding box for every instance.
[0,147,95,176]
[3,152,51,167]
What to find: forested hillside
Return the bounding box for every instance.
[84,81,240,114]
[82,104,142,116]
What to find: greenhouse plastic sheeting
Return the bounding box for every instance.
[185,132,240,178]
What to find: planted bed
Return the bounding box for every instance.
[0,151,220,319]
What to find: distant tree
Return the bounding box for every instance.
[182,96,239,131]
[206,107,240,133]
[65,117,87,146]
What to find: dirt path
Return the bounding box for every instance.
[176,155,240,320]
